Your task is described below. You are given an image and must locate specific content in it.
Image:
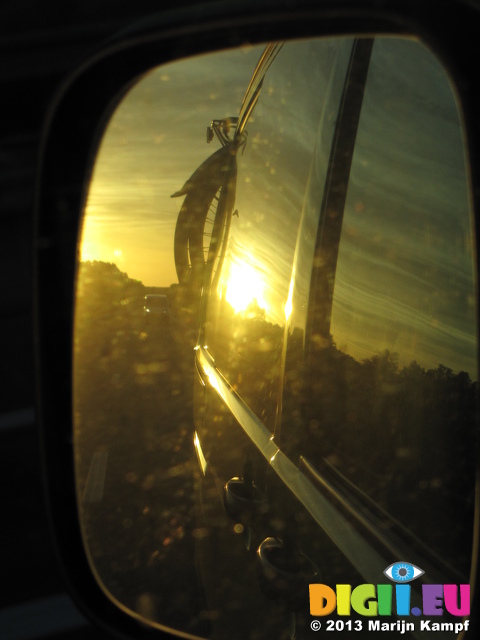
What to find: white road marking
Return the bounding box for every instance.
[83,450,109,503]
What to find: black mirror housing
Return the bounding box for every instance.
[35,1,480,638]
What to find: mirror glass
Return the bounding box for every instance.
[74,36,477,639]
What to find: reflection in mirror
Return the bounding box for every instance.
[75,36,477,640]
[305,38,477,579]
[74,43,269,637]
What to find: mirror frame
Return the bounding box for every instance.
[35,0,480,638]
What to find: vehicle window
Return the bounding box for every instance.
[300,38,476,580]
[203,39,355,431]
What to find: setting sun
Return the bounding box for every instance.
[224,261,268,314]
[79,219,102,262]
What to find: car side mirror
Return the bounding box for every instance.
[35,2,480,639]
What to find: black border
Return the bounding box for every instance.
[34,1,480,638]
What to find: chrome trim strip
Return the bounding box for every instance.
[196,346,460,638]
[194,430,208,476]
[197,348,384,576]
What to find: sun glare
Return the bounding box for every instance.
[79,214,103,263]
[79,214,126,267]
[284,275,294,321]
[224,261,268,314]
[79,237,102,262]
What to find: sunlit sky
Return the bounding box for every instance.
[80,37,477,377]
[81,45,264,286]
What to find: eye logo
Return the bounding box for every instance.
[384,561,424,583]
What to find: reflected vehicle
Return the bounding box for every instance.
[72,33,478,640]
[144,294,170,322]
[184,37,477,639]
